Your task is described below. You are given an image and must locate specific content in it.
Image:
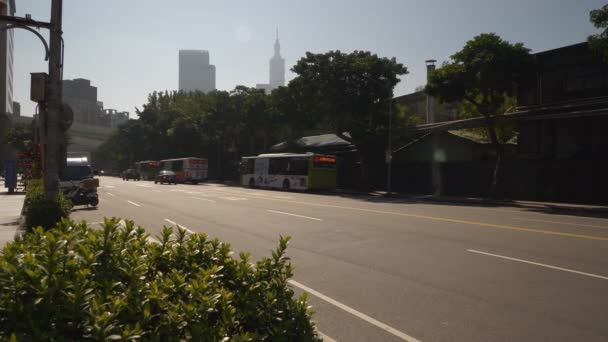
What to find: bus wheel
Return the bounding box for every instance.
[249,178,255,188]
[282,179,290,191]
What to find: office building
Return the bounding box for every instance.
[179,50,216,92]
[12,100,19,116]
[269,29,285,89]
[0,0,15,116]
[63,78,103,126]
[103,109,129,128]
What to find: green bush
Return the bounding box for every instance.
[0,218,321,341]
[23,179,71,231]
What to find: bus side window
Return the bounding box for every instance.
[289,159,308,175]
[269,158,288,175]
[173,160,183,172]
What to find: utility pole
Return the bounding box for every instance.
[44,0,64,199]
[386,98,393,194]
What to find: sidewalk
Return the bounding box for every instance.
[0,191,25,247]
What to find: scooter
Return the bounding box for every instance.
[64,179,99,207]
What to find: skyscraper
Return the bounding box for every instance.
[179,50,216,93]
[269,29,285,89]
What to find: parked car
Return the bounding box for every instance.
[122,169,140,181]
[154,170,177,184]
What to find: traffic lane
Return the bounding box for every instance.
[109,177,608,238]
[172,182,608,239]
[106,199,608,342]
[98,178,608,281]
[98,179,608,281]
[146,182,608,275]
[90,180,608,340]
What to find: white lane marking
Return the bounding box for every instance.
[273,195,294,199]
[220,197,247,201]
[512,217,608,229]
[152,190,163,193]
[104,185,115,188]
[105,192,116,197]
[136,184,153,188]
[163,219,195,234]
[288,280,420,342]
[318,331,337,342]
[267,210,322,221]
[127,200,141,207]
[191,196,215,203]
[468,249,608,281]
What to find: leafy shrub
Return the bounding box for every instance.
[23,179,71,231]
[0,218,321,341]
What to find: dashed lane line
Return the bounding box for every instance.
[267,210,322,221]
[191,196,215,203]
[127,200,141,207]
[163,219,195,234]
[468,249,608,281]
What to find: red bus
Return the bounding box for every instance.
[160,157,208,184]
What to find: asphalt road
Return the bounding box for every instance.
[72,176,608,342]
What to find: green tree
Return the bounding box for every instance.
[5,123,34,152]
[290,50,408,187]
[425,33,532,196]
[589,4,608,62]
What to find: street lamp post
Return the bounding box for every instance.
[386,96,393,194]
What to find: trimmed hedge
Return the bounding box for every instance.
[23,179,71,231]
[0,218,321,341]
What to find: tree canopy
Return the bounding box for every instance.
[290,50,408,144]
[425,33,532,144]
[425,33,532,196]
[589,4,608,62]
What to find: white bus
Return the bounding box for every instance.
[160,157,208,184]
[240,153,337,191]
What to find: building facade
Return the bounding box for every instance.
[179,50,216,93]
[269,30,285,89]
[63,78,103,126]
[0,0,15,116]
[103,109,129,128]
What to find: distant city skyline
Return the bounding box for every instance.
[10,0,606,117]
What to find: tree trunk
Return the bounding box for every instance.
[485,115,503,199]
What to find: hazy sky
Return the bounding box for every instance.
[13,0,605,117]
